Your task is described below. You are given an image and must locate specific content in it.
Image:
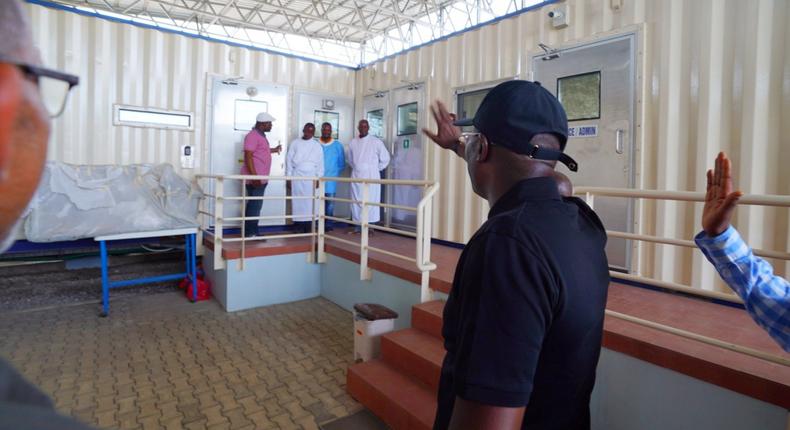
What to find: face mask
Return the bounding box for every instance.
[0,217,23,254]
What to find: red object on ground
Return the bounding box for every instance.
[182,277,211,301]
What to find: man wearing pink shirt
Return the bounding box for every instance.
[241,112,282,237]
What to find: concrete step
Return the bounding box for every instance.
[411,300,444,339]
[381,328,445,391]
[347,360,436,430]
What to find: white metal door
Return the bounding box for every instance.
[208,77,289,227]
[387,84,425,229]
[532,34,636,271]
[361,92,389,223]
[295,91,355,218]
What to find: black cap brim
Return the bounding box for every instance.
[453,118,474,127]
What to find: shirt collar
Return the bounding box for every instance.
[254,128,266,138]
[488,176,562,219]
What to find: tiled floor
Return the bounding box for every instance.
[0,293,362,429]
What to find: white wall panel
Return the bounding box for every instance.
[26,3,355,181]
[25,1,789,289]
[357,0,790,288]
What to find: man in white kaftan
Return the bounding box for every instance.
[286,123,323,232]
[347,119,391,228]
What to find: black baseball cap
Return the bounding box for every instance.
[454,80,578,172]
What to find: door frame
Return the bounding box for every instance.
[526,25,646,274]
[386,82,427,229]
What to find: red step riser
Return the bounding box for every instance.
[347,363,434,430]
[381,335,443,391]
[411,304,443,339]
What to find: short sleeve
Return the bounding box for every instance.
[452,233,557,407]
[243,133,258,152]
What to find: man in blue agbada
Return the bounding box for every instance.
[318,122,346,229]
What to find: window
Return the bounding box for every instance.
[456,88,491,132]
[367,109,385,139]
[557,71,601,121]
[234,100,269,131]
[397,102,418,136]
[114,105,193,130]
[314,110,340,139]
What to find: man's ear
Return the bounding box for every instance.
[477,134,491,162]
[0,64,22,181]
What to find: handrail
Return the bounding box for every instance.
[575,187,790,207]
[572,186,790,302]
[194,174,440,301]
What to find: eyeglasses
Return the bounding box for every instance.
[0,56,79,118]
[459,132,482,147]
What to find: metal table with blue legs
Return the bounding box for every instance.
[94,228,198,317]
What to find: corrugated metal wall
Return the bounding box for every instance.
[25,1,789,289]
[358,0,790,289]
[25,3,356,180]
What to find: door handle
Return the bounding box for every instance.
[615,129,625,154]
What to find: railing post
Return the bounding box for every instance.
[239,179,246,271]
[585,192,595,209]
[317,179,326,264]
[420,194,434,303]
[214,177,225,270]
[196,177,205,257]
[360,183,372,281]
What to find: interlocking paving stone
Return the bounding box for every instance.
[0,293,359,429]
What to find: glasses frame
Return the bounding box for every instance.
[0,56,80,118]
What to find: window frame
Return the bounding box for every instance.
[113,104,194,131]
[556,70,602,122]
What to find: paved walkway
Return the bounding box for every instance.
[0,293,362,429]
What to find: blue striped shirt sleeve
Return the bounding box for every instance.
[695,226,790,352]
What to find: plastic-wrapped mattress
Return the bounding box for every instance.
[25,162,203,242]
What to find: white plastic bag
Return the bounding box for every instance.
[25,162,203,242]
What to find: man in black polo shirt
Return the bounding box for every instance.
[423,80,609,430]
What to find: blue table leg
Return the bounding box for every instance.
[192,234,198,301]
[100,240,110,317]
[187,233,198,302]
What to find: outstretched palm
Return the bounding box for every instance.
[702,152,743,237]
[422,100,462,155]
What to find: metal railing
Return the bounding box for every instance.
[195,174,440,302]
[576,186,790,366]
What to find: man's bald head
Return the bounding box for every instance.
[0,0,36,63]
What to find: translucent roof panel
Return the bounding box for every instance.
[47,0,551,67]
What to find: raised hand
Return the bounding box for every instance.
[422,100,462,156]
[702,152,743,237]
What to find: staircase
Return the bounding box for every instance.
[347,300,445,430]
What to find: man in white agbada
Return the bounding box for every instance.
[347,119,391,232]
[286,123,324,232]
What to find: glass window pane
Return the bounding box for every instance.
[367,109,385,139]
[314,110,340,139]
[234,100,269,131]
[557,71,601,121]
[118,108,191,128]
[456,88,490,132]
[397,102,418,136]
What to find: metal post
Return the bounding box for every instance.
[100,240,110,317]
[360,183,371,281]
[239,179,246,271]
[420,196,434,303]
[190,233,198,302]
[214,178,225,270]
[196,177,205,257]
[317,179,326,264]
[585,192,595,210]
